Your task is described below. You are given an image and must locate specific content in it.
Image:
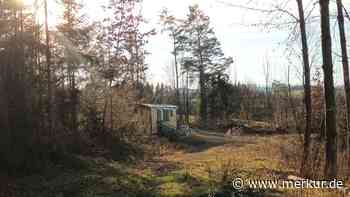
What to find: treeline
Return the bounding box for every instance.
[147,81,272,129]
[1,0,349,182]
[220,0,349,180]
[0,0,152,173]
[159,0,350,180]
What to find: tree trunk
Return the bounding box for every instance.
[71,71,78,131]
[296,0,312,178]
[109,80,114,131]
[320,0,338,179]
[199,70,207,128]
[173,34,181,125]
[44,0,53,135]
[186,71,190,125]
[336,0,350,164]
[197,32,207,129]
[263,58,270,110]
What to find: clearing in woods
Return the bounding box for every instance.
[2,131,347,197]
[137,130,346,196]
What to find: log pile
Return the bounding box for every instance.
[223,119,288,135]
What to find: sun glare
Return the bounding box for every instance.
[23,0,62,27]
[22,0,35,4]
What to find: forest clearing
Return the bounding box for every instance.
[1,126,349,196]
[1,0,350,196]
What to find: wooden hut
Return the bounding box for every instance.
[137,104,177,134]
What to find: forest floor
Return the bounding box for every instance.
[1,130,349,197]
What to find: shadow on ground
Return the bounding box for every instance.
[1,155,161,197]
[1,131,309,197]
[175,130,258,153]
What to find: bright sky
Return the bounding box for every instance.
[141,0,303,86]
[141,0,350,87]
[36,0,350,86]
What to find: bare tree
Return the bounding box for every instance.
[336,0,350,162]
[320,0,338,179]
[286,63,298,128]
[160,9,186,123]
[296,0,312,178]
[220,3,314,157]
[262,54,270,109]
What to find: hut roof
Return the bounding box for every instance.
[140,104,177,109]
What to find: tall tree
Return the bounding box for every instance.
[296,0,312,178]
[160,9,186,123]
[95,0,152,131]
[320,0,338,179]
[336,0,350,159]
[183,5,233,128]
[0,0,42,170]
[262,54,270,109]
[57,0,90,131]
[44,0,53,135]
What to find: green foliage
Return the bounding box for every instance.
[160,8,187,58]
[182,5,233,75]
[182,5,233,127]
[208,75,241,125]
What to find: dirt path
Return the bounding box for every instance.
[138,131,347,197]
[162,130,293,177]
[135,131,298,196]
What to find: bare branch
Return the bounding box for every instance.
[216,0,299,22]
[273,6,299,22]
[343,5,350,22]
[305,1,318,22]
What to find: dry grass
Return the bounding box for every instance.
[158,131,350,196]
[3,131,349,197]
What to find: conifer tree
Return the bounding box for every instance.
[183,5,233,128]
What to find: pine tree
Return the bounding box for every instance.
[94,0,153,130]
[183,5,233,128]
[0,0,44,170]
[160,8,187,122]
[56,0,91,131]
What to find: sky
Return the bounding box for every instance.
[40,0,350,86]
[142,0,292,85]
[140,0,350,87]
[77,0,301,86]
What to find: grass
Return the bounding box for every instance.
[158,132,349,196]
[2,156,156,197]
[2,131,349,196]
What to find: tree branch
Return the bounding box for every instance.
[216,0,299,22]
[343,5,350,22]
